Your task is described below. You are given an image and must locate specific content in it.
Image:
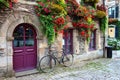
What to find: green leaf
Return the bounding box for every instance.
[0,0,9,7]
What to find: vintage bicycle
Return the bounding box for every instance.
[39,46,74,73]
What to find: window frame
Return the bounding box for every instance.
[89,30,96,51]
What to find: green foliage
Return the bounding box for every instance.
[96,10,106,18]
[100,16,107,34]
[113,21,120,28]
[80,0,84,6]
[39,15,55,45]
[0,0,9,10]
[56,0,67,8]
[36,0,47,3]
[35,0,67,45]
[107,38,120,50]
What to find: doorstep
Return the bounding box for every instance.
[15,69,39,77]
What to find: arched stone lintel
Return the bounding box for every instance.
[6,14,43,41]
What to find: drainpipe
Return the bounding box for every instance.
[103,0,106,58]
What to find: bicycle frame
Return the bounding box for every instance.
[50,51,64,64]
[48,45,72,65]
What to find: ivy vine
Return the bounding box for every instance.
[0,0,9,10]
[100,16,108,34]
[39,15,55,45]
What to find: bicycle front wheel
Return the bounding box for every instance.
[39,55,56,73]
[62,54,74,67]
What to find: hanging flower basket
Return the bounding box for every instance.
[96,10,106,18]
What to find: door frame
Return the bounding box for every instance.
[6,22,41,75]
[4,13,43,76]
[12,23,37,72]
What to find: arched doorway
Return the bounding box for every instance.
[13,23,37,72]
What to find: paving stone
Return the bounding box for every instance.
[5,58,120,80]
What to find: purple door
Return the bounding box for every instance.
[13,24,37,72]
[63,29,73,54]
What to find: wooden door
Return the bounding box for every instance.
[13,24,37,72]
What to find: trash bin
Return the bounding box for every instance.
[105,46,112,58]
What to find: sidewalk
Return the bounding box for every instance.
[112,50,120,59]
[4,58,120,80]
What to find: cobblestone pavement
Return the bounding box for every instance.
[4,58,120,80]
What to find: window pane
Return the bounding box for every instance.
[25,27,34,37]
[89,31,96,50]
[13,37,24,47]
[25,37,34,46]
[13,26,24,37]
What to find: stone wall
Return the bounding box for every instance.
[0,1,104,77]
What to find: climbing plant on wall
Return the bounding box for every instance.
[0,0,9,11]
[35,0,68,45]
[96,4,108,34]
[0,0,17,11]
[66,0,108,42]
[66,0,97,42]
[35,0,108,44]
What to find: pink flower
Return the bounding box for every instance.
[9,2,12,9]
[44,8,50,13]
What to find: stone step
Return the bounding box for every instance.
[0,77,5,80]
[15,69,39,77]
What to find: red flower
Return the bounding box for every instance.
[43,8,50,13]
[64,25,68,29]
[58,30,64,34]
[91,15,94,19]
[37,13,40,16]
[83,24,88,28]
[54,26,57,32]
[80,23,84,27]
[72,22,77,27]
[84,16,88,20]
[34,6,38,9]
[89,24,94,30]
[80,31,85,37]
[54,17,65,25]
[9,2,12,9]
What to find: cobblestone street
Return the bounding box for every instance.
[3,58,120,80]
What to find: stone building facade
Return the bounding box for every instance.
[0,0,104,77]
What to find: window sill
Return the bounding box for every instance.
[89,48,96,51]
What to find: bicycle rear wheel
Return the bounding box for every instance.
[62,54,74,67]
[39,55,56,73]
